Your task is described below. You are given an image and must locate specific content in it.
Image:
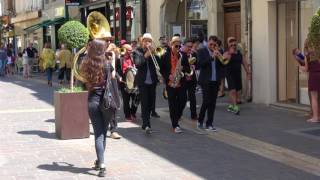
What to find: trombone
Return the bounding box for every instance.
[146,43,163,83]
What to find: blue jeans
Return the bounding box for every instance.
[88,89,115,165]
[46,68,53,82]
[0,59,6,76]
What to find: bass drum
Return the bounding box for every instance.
[125,67,138,94]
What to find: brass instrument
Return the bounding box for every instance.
[169,52,184,88]
[73,11,111,82]
[155,46,166,57]
[119,47,127,56]
[214,47,230,65]
[185,54,196,77]
[146,43,163,83]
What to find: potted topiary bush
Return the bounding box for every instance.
[54,20,90,140]
[308,8,320,61]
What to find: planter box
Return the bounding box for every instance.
[54,91,89,140]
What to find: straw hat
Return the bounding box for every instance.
[142,33,153,41]
[170,36,181,44]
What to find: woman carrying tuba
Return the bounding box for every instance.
[75,11,121,177]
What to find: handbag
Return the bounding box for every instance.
[101,64,121,110]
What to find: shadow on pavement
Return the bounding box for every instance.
[0,75,55,106]
[37,162,96,176]
[17,130,57,139]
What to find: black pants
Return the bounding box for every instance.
[88,89,114,164]
[152,86,157,114]
[198,81,219,127]
[58,67,71,81]
[185,81,197,119]
[167,86,187,128]
[121,88,139,119]
[139,84,156,129]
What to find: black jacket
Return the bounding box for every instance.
[160,48,191,86]
[197,47,223,85]
[133,47,159,86]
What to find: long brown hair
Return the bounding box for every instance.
[80,39,107,89]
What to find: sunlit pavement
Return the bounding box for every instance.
[1,75,320,180]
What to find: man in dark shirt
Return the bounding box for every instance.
[23,43,38,74]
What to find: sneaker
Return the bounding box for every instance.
[197,122,204,130]
[145,127,152,134]
[232,105,240,115]
[227,104,233,112]
[151,112,160,118]
[174,127,183,133]
[110,132,121,139]
[98,168,106,177]
[186,101,190,108]
[206,126,218,132]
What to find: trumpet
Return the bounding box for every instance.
[214,47,230,65]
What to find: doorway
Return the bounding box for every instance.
[224,2,241,48]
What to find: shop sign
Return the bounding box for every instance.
[55,7,65,17]
[65,0,80,6]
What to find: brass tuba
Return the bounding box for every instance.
[73,11,112,82]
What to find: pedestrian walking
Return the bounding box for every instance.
[224,37,251,115]
[0,43,7,76]
[6,44,14,75]
[39,43,55,87]
[23,43,38,76]
[57,44,73,85]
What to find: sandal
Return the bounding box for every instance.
[307,118,319,123]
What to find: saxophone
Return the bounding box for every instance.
[169,52,184,88]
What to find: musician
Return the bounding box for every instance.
[197,35,224,131]
[224,37,251,115]
[133,33,160,134]
[80,39,116,177]
[104,41,122,139]
[181,38,198,121]
[160,36,191,133]
[116,44,139,122]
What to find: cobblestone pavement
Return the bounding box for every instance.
[1,75,320,180]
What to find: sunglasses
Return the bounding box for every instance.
[208,43,217,47]
[230,44,237,47]
[174,45,181,49]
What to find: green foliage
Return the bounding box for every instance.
[308,8,320,47]
[58,21,89,49]
[57,86,84,93]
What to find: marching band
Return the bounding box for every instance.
[72,11,252,177]
[75,11,252,136]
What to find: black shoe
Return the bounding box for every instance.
[151,112,160,118]
[98,168,106,177]
[93,160,100,170]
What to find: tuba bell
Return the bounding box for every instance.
[73,11,112,82]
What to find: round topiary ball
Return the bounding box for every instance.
[58,21,89,49]
[308,8,320,47]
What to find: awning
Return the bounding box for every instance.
[24,18,67,32]
[24,20,51,32]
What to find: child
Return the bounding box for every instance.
[16,53,23,74]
